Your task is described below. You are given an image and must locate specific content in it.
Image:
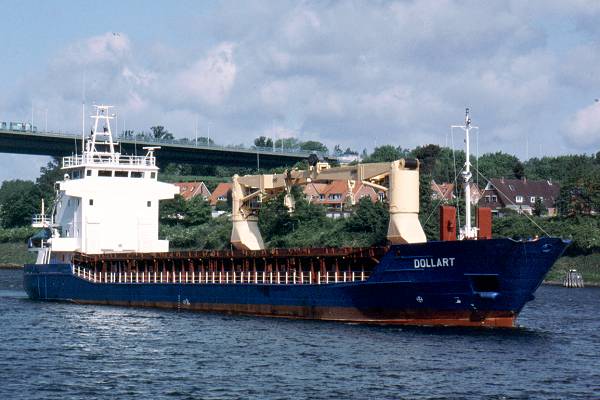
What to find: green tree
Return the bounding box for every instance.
[159,194,187,225]
[195,136,214,145]
[412,144,442,175]
[364,145,403,162]
[0,180,41,228]
[533,197,547,216]
[293,193,328,228]
[258,192,297,240]
[409,146,466,184]
[418,172,438,240]
[274,137,300,149]
[299,140,328,153]
[253,136,273,148]
[184,196,211,226]
[163,163,193,176]
[215,201,230,212]
[36,158,62,205]
[513,161,525,180]
[477,152,521,182]
[524,154,596,183]
[150,126,174,140]
[345,197,389,244]
[557,175,600,216]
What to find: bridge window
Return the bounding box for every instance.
[147,201,151,207]
[86,170,92,177]
[89,199,94,206]
[114,171,128,177]
[98,170,112,177]
[150,172,156,179]
[131,171,143,178]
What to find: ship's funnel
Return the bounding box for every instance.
[387,161,427,244]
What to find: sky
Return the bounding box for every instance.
[1,0,600,183]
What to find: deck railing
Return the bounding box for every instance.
[31,214,52,226]
[72,265,368,285]
[63,154,155,168]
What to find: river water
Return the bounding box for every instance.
[0,269,598,399]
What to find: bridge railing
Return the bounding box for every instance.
[117,134,329,157]
[1,125,331,158]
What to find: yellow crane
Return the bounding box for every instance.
[230,156,426,250]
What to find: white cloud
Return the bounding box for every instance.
[566,104,600,148]
[5,1,600,185]
[57,32,132,68]
[282,7,321,48]
[169,42,237,107]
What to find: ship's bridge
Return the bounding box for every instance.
[61,150,159,180]
[36,105,179,259]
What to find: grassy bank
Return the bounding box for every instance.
[546,253,600,284]
[0,242,36,267]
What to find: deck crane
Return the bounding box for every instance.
[230,156,426,250]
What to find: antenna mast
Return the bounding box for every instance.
[88,105,117,158]
[82,103,85,154]
[451,108,478,240]
[81,71,86,155]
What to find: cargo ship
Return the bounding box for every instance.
[23,106,569,327]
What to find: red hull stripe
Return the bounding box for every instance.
[72,300,517,328]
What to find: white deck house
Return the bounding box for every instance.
[37,105,178,262]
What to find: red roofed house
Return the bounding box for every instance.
[303,180,383,217]
[430,180,483,207]
[431,181,455,202]
[209,182,232,207]
[303,182,329,203]
[479,177,560,216]
[173,182,211,201]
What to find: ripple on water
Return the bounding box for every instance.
[0,271,599,399]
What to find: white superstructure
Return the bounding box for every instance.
[34,105,178,263]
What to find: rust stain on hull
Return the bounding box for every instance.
[71,299,517,328]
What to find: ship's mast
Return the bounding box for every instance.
[87,105,116,158]
[452,108,478,240]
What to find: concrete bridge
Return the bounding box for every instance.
[0,129,334,168]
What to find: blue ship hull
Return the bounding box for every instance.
[23,238,569,327]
